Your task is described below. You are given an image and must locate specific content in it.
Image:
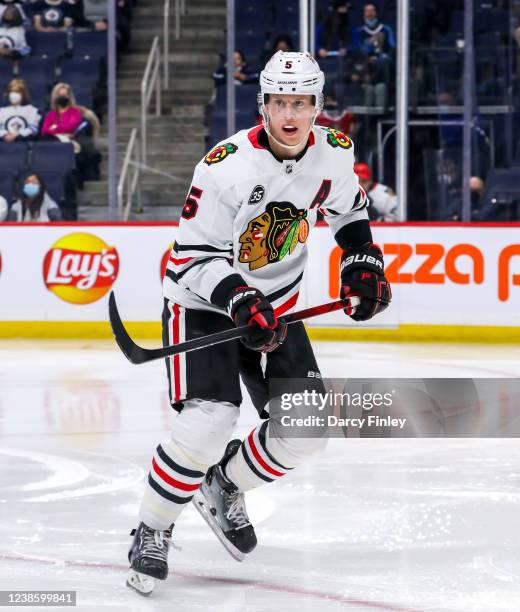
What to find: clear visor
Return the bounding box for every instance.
[264,96,317,120]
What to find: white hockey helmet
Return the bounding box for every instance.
[258,51,325,113]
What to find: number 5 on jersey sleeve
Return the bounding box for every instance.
[181,186,203,220]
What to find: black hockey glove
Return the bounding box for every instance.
[226,286,287,352]
[340,243,392,321]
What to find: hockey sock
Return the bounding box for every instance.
[224,421,294,491]
[139,439,206,530]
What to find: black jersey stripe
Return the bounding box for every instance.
[148,474,194,504]
[173,257,231,282]
[174,243,233,254]
[156,445,205,478]
[266,272,304,303]
[257,421,293,471]
[241,443,274,483]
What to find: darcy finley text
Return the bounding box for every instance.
[280,415,407,429]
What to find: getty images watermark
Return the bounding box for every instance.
[268,378,520,438]
[279,388,405,430]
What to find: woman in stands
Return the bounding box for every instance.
[42,82,101,181]
[0,79,41,143]
[42,83,83,139]
[7,173,62,222]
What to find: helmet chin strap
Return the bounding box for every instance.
[261,107,318,153]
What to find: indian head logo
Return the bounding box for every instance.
[239,201,309,271]
[43,233,119,304]
[204,142,238,165]
[321,127,352,150]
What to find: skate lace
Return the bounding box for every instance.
[225,490,250,528]
[142,528,171,561]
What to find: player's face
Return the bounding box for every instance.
[238,212,271,269]
[265,94,315,146]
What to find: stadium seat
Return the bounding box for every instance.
[16,57,57,86]
[0,61,14,90]
[31,142,75,174]
[60,57,100,89]
[0,170,18,204]
[34,170,65,204]
[26,30,70,59]
[0,142,29,174]
[73,31,108,59]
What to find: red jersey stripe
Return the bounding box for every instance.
[169,255,193,266]
[274,292,299,317]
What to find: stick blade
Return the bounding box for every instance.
[108,291,146,364]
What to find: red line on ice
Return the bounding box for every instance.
[0,553,419,611]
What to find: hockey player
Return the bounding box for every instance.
[127,51,391,595]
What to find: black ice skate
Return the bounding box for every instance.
[126,521,173,596]
[192,440,257,562]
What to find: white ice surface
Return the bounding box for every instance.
[1,340,520,611]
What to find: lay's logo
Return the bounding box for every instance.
[43,233,119,304]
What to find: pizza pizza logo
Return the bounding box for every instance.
[204,142,238,165]
[321,127,352,150]
[238,201,309,271]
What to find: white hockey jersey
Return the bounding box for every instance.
[163,125,368,315]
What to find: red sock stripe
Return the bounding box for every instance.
[152,458,200,492]
[247,430,285,478]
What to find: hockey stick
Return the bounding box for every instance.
[108,292,359,365]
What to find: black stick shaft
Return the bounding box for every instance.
[108,292,357,365]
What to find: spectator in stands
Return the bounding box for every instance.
[0,2,28,23]
[7,173,63,222]
[82,0,107,31]
[354,162,398,221]
[317,1,351,58]
[42,82,82,138]
[352,3,394,95]
[260,33,294,65]
[42,82,101,181]
[343,47,387,107]
[213,51,259,85]
[32,0,74,32]
[0,4,30,57]
[0,79,41,142]
[316,91,357,135]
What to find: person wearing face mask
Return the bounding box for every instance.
[41,83,83,138]
[0,1,27,23]
[316,1,351,58]
[0,79,41,143]
[41,81,102,183]
[32,0,74,32]
[7,173,62,222]
[351,4,394,108]
[0,4,30,57]
[352,4,395,59]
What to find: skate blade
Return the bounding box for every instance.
[192,490,245,562]
[126,569,155,596]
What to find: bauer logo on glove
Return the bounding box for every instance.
[339,243,392,322]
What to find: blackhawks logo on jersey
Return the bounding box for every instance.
[321,127,352,150]
[204,142,238,165]
[238,201,310,271]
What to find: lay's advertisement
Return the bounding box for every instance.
[0,223,518,332]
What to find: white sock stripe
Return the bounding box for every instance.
[252,427,290,476]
